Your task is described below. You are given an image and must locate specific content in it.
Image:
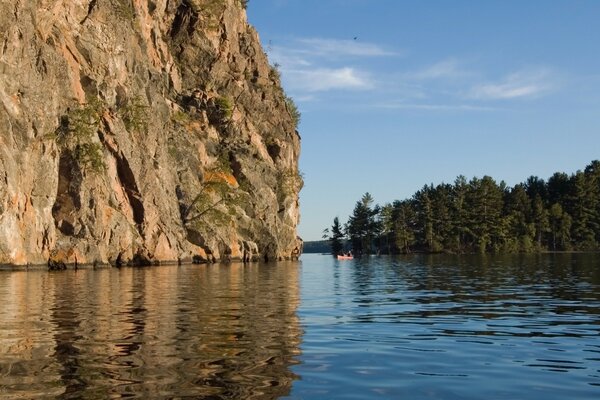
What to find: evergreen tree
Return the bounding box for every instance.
[379,203,394,254]
[392,200,415,254]
[332,160,599,255]
[466,176,504,252]
[329,217,345,255]
[532,194,550,249]
[549,203,571,250]
[432,183,453,250]
[505,184,534,252]
[413,185,436,251]
[569,171,597,249]
[548,172,570,205]
[450,175,469,252]
[584,160,600,244]
[525,176,547,202]
[347,193,380,255]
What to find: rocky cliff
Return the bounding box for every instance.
[0,0,302,266]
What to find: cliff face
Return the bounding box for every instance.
[0,0,302,266]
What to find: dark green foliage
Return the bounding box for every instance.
[303,240,331,254]
[119,96,148,133]
[269,64,281,83]
[336,160,600,254]
[112,0,135,21]
[171,110,192,126]
[181,163,240,227]
[392,200,415,254]
[75,143,105,173]
[56,99,103,143]
[323,217,345,255]
[55,99,105,174]
[284,95,301,128]
[549,203,571,250]
[215,96,233,122]
[346,193,381,255]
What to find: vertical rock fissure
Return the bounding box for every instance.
[114,153,145,229]
[52,152,83,236]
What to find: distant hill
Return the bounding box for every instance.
[303,240,331,254]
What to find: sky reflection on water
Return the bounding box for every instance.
[290,253,600,399]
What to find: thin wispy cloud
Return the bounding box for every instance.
[284,67,373,92]
[294,38,398,58]
[266,36,391,95]
[374,102,496,112]
[410,59,471,80]
[268,47,312,69]
[468,68,556,100]
[266,34,560,108]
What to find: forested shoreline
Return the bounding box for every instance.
[324,160,600,255]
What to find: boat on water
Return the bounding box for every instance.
[337,255,354,260]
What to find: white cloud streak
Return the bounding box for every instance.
[468,69,555,100]
[294,38,398,58]
[375,102,496,112]
[409,59,470,80]
[266,35,559,106]
[266,37,393,94]
[284,67,372,92]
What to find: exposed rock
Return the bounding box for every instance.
[0,0,302,266]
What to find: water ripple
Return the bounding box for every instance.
[289,253,600,399]
[0,263,302,399]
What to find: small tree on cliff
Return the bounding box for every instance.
[181,159,242,227]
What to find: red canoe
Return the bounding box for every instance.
[337,255,354,260]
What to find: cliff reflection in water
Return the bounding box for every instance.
[0,262,301,399]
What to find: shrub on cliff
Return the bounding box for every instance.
[284,95,301,128]
[55,99,105,174]
[118,96,148,133]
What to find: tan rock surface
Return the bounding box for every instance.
[0,0,302,266]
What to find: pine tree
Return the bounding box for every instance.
[569,171,597,249]
[392,200,415,254]
[379,204,394,254]
[466,176,504,252]
[329,217,345,255]
[450,175,469,252]
[332,160,599,255]
[505,184,534,252]
[347,193,380,255]
[549,203,571,250]
[532,194,550,249]
[413,185,436,251]
[584,160,600,244]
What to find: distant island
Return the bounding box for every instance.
[320,160,600,255]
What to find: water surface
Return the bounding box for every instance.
[291,253,600,399]
[1,253,600,399]
[0,263,301,399]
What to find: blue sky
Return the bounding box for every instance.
[247,0,600,241]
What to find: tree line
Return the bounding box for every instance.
[324,160,600,255]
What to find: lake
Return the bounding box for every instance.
[1,253,599,399]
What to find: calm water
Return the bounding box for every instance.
[1,254,600,399]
